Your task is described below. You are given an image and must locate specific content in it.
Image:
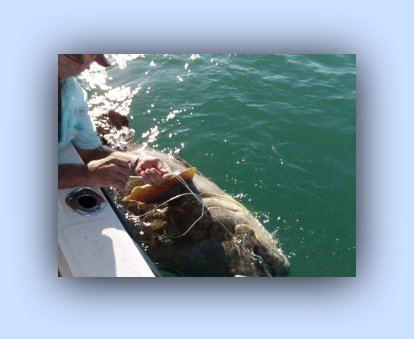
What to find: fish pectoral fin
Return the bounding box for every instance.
[123,184,152,202]
[123,167,197,203]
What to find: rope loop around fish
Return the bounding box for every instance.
[133,173,266,265]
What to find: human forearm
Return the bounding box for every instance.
[59,156,130,190]
[102,145,137,163]
[66,145,171,187]
[58,164,90,189]
[75,145,137,164]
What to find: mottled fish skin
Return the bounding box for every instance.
[117,144,290,277]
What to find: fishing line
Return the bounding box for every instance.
[130,172,266,265]
[170,174,266,264]
[171,175,233,238]
[135,192,194,218]
[132,185,207,238]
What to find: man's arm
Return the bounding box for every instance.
[58,155,130,191]
[58,164,90,189]
[74,145,132,162]
[59,146,132,190]
[66,145,171,188]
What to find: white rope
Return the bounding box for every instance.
[133,173,266,265]
[136,192,194,218]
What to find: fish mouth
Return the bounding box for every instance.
[232,224,290,277]
[255,241,290,276]
[247,246,290,277]
[247,248,290,277]
[267,253,290,276]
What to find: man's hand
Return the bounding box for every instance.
[87,156,130,190]
[135,156,172,185]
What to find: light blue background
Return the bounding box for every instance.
[1,0,412,337]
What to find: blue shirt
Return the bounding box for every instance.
[58,77,102,151]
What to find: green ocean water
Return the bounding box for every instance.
[81,54,356,277]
